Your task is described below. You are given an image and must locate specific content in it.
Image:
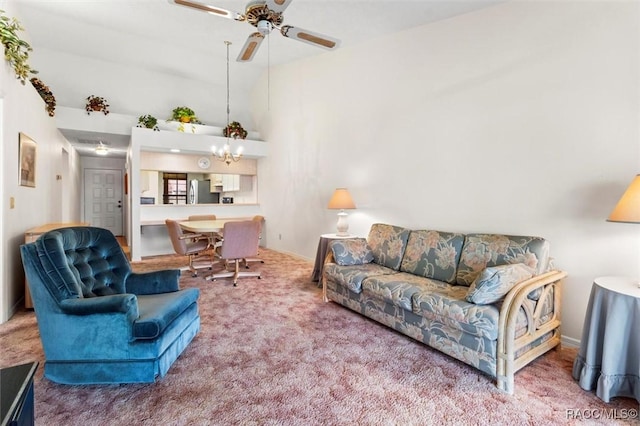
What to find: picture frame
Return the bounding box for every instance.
[19,133,37,187]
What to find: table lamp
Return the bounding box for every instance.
[607,174,640,286]
[607,174,640,224]
[328,188,356,236]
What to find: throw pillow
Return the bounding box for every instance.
[331,238,374,266]
[465,263,534,305]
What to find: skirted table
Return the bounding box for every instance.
[572,276,640,403]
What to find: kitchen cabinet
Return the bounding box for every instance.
[222,174,240,191]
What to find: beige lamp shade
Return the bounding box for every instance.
[607,174,640,223]
[327,188,356,210]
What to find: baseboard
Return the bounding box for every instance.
[561,335,580,348]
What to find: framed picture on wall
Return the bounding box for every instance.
[19,133,37,187]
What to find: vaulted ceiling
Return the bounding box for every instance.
[15,0,503,156]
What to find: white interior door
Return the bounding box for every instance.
[84,168,123,235]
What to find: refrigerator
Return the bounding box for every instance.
[189,180,220,204]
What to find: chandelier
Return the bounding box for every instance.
[212,41,242,165]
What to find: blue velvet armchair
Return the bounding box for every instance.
[20,226,200,385]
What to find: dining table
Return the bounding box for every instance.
[179,219,238,233]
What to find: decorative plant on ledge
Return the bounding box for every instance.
[86,95,110,115]
[137,114,159,131]
[30,77,55,117]
[223,121,247,139]
[0,9,38,85]
[168,106,202,132]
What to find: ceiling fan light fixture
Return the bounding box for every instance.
[170,0,340,62]
[257,20,272,35]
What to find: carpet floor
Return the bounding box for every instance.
[1,248,637,425]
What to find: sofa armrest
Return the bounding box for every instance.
[59,294,138,316]
[496,270,567,394]
[125,270,181,295]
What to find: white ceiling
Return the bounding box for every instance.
[15,0,504,157]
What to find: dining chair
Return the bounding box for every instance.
[207,220,261,286]
[165,219,213,277]
[243,215,265,268]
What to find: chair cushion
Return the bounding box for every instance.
[133,288,200,340]
[330,238,374,266]
[400,230,465,284]
[465,264,534,305]
[367,224,411,271]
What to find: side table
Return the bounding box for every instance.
[572,276,640,403]
[0,362,38,426]
[311,233,355,285]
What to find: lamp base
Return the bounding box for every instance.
[336,211,349,236]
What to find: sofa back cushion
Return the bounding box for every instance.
[400,230,465,284]
[455,233,550,286]
[367,224,411,271]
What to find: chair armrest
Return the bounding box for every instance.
[125,269,181,295]
[59,294,138,316]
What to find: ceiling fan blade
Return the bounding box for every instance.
[169,0,243,21]
[237,33,265,62]
[265,0,294,14]
[280,25,341,50]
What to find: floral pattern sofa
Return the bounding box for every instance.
[323,223,567,394]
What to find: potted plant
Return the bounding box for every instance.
[168,106,201,132]
[85,95,110,115]
[223,121,248,139]
[137,114,159,131]
[0,10,37,85]
[30,77,55,117]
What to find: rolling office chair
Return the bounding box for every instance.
[243,215,265,268]
[207,220,261,286]
[165,219,214,277]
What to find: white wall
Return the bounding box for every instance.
[251,0,640,343]
[0,1,82,322]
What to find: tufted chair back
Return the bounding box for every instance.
[35,227,130,302]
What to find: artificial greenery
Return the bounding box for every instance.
[137,114,159,131]
[0,9,37,85]
[30,77,55,117]
[223,121,248,139]
[86,95,109,115]
[168,106,201,132]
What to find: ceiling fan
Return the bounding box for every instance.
[169,0,341,62]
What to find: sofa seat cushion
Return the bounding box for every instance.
[362,273,451,311]
[412,286,501,340]
[133,288,200,340]
[324,263,397,294]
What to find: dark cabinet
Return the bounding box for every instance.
[0,362,38,426]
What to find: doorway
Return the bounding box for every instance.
[83,168,123,235]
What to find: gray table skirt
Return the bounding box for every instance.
[572,279,640,403]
